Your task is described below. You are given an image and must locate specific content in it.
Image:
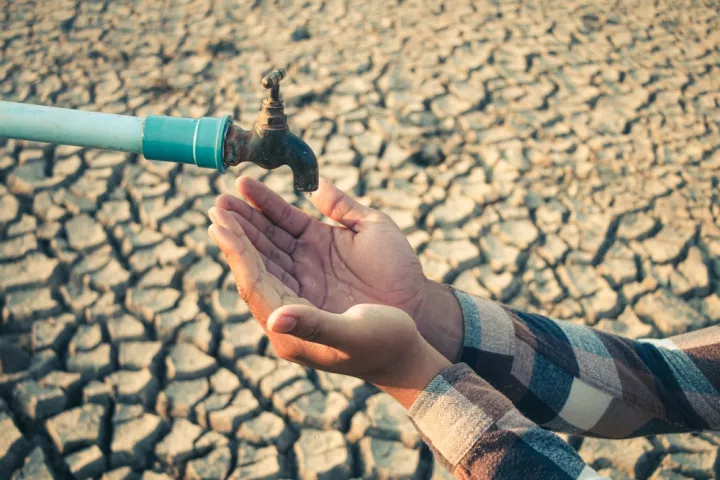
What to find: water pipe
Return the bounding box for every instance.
[0,68,319,192]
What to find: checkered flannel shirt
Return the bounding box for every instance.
[408,287,720,479]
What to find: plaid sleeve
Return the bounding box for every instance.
[449,287,720,437]
[409,363,608,479]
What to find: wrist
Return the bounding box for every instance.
[414,279,464,363]
[372,335,451,410]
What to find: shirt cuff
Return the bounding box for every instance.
[446,286,516,365]
[407,362,516,472]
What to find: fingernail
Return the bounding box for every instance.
[271,315,296,333]
[207,225,218,243]
[214,207,228,225]
[208,208,218,224]
[219,208,245,237]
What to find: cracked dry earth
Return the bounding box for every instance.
[1,0,720,479]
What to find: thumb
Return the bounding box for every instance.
[267,304,354,350]
[268,304,406,350]
[311,178,387,232]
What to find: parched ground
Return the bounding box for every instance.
[1,0,720,478]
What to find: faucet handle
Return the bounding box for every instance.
[262,68,286,89]
[262,68,286,101]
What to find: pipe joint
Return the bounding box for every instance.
[142,114,232,172]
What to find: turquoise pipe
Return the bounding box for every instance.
[0,101,232,172]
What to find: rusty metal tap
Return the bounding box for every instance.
[223,68,319,192]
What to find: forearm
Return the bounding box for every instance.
[373,337,604,479]
[408,363,607,479]
[422,283,720,437]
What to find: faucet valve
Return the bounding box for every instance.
[257,68,288,133]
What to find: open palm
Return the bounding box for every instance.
[207,183,449,404]
[214,176,429,320]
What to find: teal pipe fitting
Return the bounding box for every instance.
[142,114,232,173]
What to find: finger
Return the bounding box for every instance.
[216,194,298,253]
[310,178,385,232]
[208,222,264,302]
[214,202,297,275]
[267,303,373,351]
[228,210,296,273]
[209,220,293,325]
[259,251,300,294]
[236,177,314,237]
[209,206,245,241]
[210,208,311,335]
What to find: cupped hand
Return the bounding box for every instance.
[207,203,449,406]
[214,176,429,321]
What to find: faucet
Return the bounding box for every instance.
[0,68,319,192]
[224,69,319,191]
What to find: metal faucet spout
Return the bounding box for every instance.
[222,68,319,192]
[222,124,319,192]
[282,132,319,192]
